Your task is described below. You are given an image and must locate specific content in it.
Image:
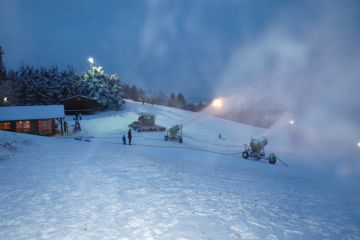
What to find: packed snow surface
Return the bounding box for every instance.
[0,100,359,239]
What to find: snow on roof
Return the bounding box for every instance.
[61,95,97,102]
[0,105,65,121]
[139,112,155,117]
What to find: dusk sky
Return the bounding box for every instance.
[0,0,359,102]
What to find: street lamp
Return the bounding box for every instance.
[211,97,223,109]
[88,57,94,65]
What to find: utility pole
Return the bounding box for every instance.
[0,46,5,81]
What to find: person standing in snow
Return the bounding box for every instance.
[128,129,132,145]
[64,121,68,133]
[122,135,126,145]
[74,120,81,132]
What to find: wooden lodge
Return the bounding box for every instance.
[61,95,104,115]
[0,105,65,136]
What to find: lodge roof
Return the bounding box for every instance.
[61,95,97,102]
[0,105,65,121]
[139,112,155,117]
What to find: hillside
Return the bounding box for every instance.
[0,100,359,239]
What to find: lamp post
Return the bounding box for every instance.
[210,97,224,117]
[88,57,94,65]
[211,98,223,109]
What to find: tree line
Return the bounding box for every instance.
[0,64,206,112]
[0,65,124,110]
[122,84,206,111]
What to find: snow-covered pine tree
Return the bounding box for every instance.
[107,74,124,110]
[168,93,177,107]
[130,85,139,101]
[155,91,168,105]
[176,92,186,109]
[13,65,35,105]
[60,66,79,100]
[76,65,124,110]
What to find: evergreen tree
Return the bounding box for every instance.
[130,85,139,101]
[168,93,177,107]
[59,66,78,100]
[76,65,124,109]
[155,90,167,105]
[196,101,206,111]
[121,84,131,99]
[107,74,124,110]
[176,92,186,109]
[13,65,36,105]
[185,102,196,111]
[137,87,146,102]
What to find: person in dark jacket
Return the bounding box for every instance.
[128,129,132,145]
[64,121,68,133]
[122,135,126,145]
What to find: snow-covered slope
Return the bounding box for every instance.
[0,100,359,240]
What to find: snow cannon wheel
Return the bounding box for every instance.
[242,151,249,159]
[164,135,168,141]
[269,154,277,164]
[178,137,183,143]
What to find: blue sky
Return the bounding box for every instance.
[0,0,359,101]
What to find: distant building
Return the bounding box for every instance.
[61,95,104,115]
[0,105,65,136]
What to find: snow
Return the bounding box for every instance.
[61,95,97,101]
[0,105,65,121]
[0,100,359,239]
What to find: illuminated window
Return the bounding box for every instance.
[38,119,53,135]
[16,121,31,133]
[0,121,11,130]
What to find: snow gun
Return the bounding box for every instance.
[164,124,183,143]
[242,137,278,165]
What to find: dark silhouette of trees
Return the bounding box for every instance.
[0,64,124,109]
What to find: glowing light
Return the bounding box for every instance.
[3,97,8,103]
[88,57,94,65]
[211,98,223,108]
[289,119,295,125]
[357,142,360,148]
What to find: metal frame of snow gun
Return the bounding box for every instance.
[164,124,183,143]
[242,137,277,165]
